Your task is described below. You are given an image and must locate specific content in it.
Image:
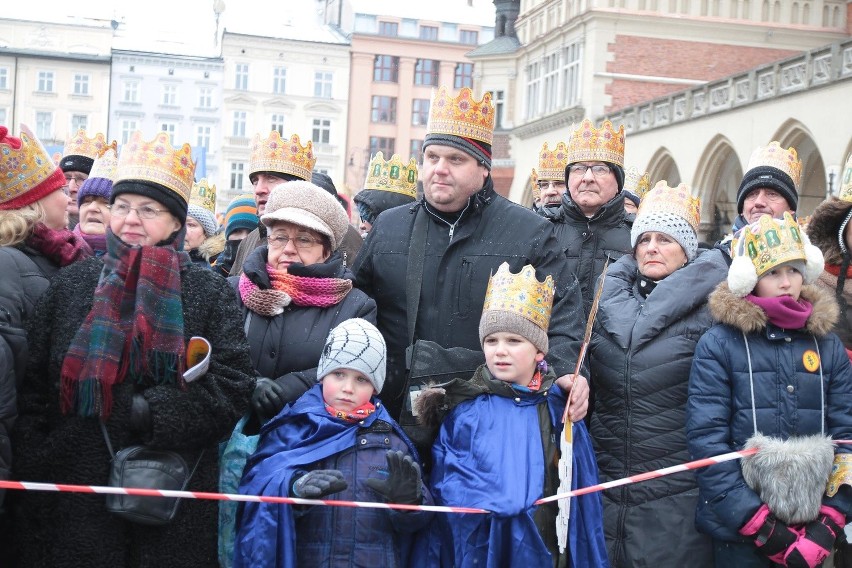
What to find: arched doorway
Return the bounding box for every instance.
[693,135,741,242]
[645,147,681,188]
[770,119,825,216]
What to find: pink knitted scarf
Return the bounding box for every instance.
[239,264,353,316]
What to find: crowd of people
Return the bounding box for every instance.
[0,82,850,568]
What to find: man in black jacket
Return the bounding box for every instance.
[352,85,588,425]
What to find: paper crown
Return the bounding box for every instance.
[115,131,196,204]
[733,211,809,278]
[482,262,555,332]
[530,169,540,201]
[190,179,217,213]
[249,131,315,181]
[746,141,802,188]
[566,119,625,167]
[88,141,118,180]
[839,154,852,202]
[63,129,109,160]
[0,124,65,210]
[537,141,569,181]
[624,167,651,199]
[638,180,701,233]
[363,151,418,199]
[427,86,494,145]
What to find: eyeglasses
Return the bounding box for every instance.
[64,174,88,186]
[268,235,322,250]
[568,164,612,177]
[109,203,169,219]
[536,180,566,190]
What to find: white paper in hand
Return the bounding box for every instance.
[183,336,211,383]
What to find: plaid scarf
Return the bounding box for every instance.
[238,263,353,316]
[60,229,191,418]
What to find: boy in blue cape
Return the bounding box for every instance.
[234,318,433,567]
[416,263,609,567]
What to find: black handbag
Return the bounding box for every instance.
[100,421,203,526]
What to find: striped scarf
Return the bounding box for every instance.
[60,229,191,419]
[238,264,352,316]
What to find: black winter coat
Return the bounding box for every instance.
[588,248,728,568]
[352,179,585,420]
[10,257,255,567]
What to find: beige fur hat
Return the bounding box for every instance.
[261,180,350,251]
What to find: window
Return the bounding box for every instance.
[235,63,249,90]
[371,96,397,123]
[230,162,245,191]
[314,71,333,98]
[37,71,54,93]
[196,125,211,149]
[454,62,474,89]
[525,61,541,120]
[379,21,399,36]
[0,68,7,90]
[369,136,395,157]
[459,30,479,44]
[410,139,424,163]
[160,122,177,145]
[0,109,6,125]
[312,118,331,144]
[373,55,399,82]
[414,59,439,86]
[232,111,247,137]
[542,52,560,113]
[35,112,52,139]
[562,41,582,107]
[162,84,178,106]
[494,90,505,129]
[71,114,87,133]
[270,113,286,135]
[198,86,213,108]
[411,99,430,126]
[123,81,139,103]
[420,26,438,40]
[121,119,138,144]
[73,74,90,95]
[273,67,287,94]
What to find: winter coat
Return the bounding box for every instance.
[0,245,56,502]
[352,179,585,420]
[545,191,634,314]
[229,245,376,398]
[10,257,256,567]
[588,248,728,568]
[687,283,852,541]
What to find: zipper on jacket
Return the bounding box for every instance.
[424,199,471,243]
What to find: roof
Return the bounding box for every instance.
[467,35,522,57]
[350,0,495,26]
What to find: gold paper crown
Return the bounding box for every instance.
[746,141,802,189]
[566,119,625,167]
[482,263,555,332]
[537,141,569,180]
[624,167,651,199]
[190,179,217,213]
[427,86,494,145]
[63,129,109,160]
[839,154,852,203]
[88,141,118,180]
[530,169,540,201]
[249,131,315,181]
[115,131,196,204]
[0,124,62,208]
[734,211,806,278]
[637,180,701,233]
[363,152,418,199]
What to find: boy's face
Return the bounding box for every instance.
[483,332,544,387]
[754,264,803,301]
[321,368,376,411]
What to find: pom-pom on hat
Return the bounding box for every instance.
[224,193,258,239]
[631,181,701,262]
[261,180,350,251]
[0,124,67,211]
[317,318,387,393]
[728,211,824,297]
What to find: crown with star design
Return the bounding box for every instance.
[566,119,625,167]
[249,131,315,181]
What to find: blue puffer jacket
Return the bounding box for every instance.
[687,282,852,541]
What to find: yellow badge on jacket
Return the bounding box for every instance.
[802,349,820,373]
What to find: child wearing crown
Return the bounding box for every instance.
[687,212,852,568]
[415,263,608,567]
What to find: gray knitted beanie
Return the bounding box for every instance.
[317,318,386,393]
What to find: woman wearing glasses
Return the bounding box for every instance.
[11,132,255,567]
[231,180,376,424]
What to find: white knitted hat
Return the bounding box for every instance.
[317,318,386,393]
[187,204,218,237]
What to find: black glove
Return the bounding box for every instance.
[365,450,423,505]
[251,378,287,422]
[129,394,152,434]
[290,470,348,499]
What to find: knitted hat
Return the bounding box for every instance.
[77,143,118,206]
[423,86,494,169]
[479,263,555,354]
[728,212,824,297]
[0,125,66,211]
[187,179,218,237]
[224,193,258,239]
[187,205,218,237]
[317,318,386,393]
[261,180,350,251]
[737,142,802,214]
[631,181,701,262]
[623,190,641,208]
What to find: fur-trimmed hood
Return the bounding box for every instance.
[708,281,838,336]
[807,197,852,265]
[198,231,226,261]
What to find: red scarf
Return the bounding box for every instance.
[325,401,376,422]
[26,222,92,266]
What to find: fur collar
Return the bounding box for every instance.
[199,232,226,261]
[807,198,852,265]
[708,281,838,336]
